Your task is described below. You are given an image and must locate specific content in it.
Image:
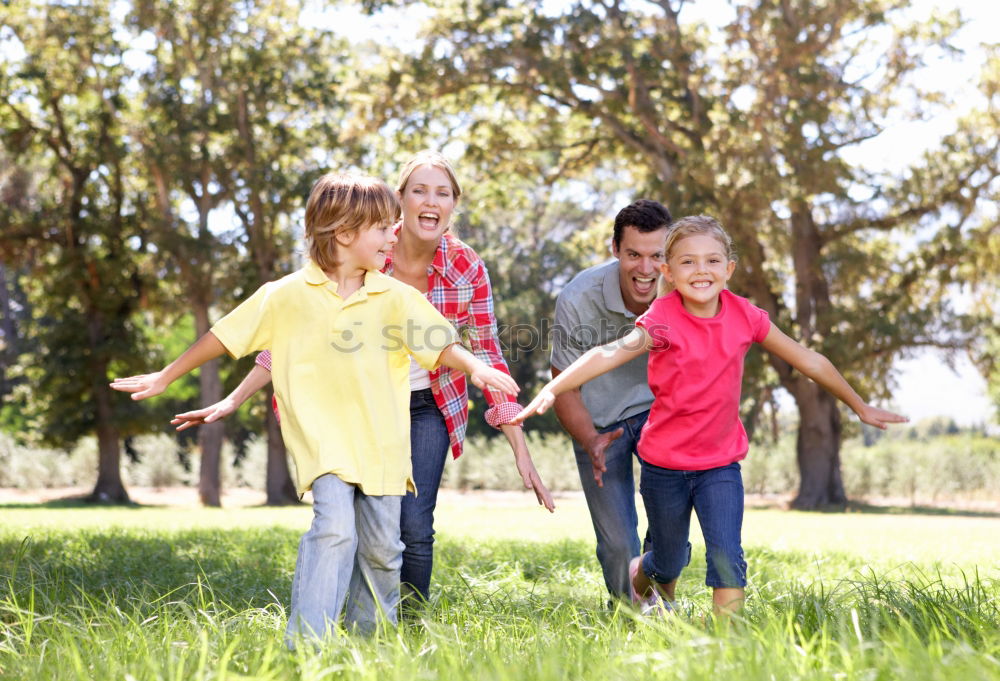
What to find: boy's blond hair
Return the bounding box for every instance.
[657,215,736,297]
[305,173,400,272]
[395,150,463,200]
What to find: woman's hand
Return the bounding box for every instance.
[513,451,556,512]
[170,396,238,432]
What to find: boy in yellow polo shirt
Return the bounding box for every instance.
[111,173,518,642]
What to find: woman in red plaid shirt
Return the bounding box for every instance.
[172,150,554,608]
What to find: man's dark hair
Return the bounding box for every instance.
[612,199,672,248]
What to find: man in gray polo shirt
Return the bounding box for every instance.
[550,199,672,599]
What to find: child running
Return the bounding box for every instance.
[512,215,907,615]
[111,173,519,641]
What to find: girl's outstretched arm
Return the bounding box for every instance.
[170,363,272,431]
[511,327,651,425]
[759,323,908,429]
[110,332,228,401]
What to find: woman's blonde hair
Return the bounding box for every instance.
[305,173,400,272]
[657,215,736,297]
[395,150,463,200]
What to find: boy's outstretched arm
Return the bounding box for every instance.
[111,332,228,401]
[438,343,520,396]
[511,328,651,425]
[759,323,908,429]
[171,363,273,431]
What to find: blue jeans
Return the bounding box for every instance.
[286,473,404,642]
[639,460,746,589]
[573,410,650,599]
[399,388,451,603]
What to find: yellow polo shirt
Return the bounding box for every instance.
[211,260,458,496]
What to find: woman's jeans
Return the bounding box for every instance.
[399,388,451,603]
[286,473,404,642]
[639,460,746,589]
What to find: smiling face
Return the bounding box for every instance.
[661,233,736,317]
[339,222,398,272]
[612,224,668,315]
[398,164,458,246]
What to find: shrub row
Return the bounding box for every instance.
[2,429,997,504]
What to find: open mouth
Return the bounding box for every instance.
[633,276,656,294]
[418,212,440,230]
[691,281,712,289]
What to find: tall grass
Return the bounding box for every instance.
[2,515,999,681]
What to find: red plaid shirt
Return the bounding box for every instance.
[255,230,522,459]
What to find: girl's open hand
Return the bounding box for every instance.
[110,372,167,401]
[857,405,908,430]
[509,389,555,425]
[470,366,519,397]
[171,397,237,432]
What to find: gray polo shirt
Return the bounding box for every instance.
[550,260,654,428]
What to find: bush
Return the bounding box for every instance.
[2,426,997,507]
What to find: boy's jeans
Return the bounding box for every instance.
[286,473,404,641]
[572,409,650,599]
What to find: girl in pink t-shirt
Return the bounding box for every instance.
[513,215,907,615]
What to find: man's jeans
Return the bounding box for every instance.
[572,409,650,599]
[399,388,451,603]
[286,473,404,641]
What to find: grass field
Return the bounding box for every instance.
[2,491,999,680]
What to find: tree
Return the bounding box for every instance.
[373,0,1000,507]
[0,0,157,502]
[127,0,251,507]
[129,0,362,504]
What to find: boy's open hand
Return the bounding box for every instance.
[856,405,908,430]
[470,366,519,397]
[171,397,237,432]
[509,389,556,425]
[110,372,168,401]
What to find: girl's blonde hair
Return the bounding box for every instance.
[657,215,736,297]
[395,150,463,200]
[305,173,400,272]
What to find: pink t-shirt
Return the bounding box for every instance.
[634,289,770,470]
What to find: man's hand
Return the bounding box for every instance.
[584,427,623,487]
[170,396,238,432]
[110,371,168,401]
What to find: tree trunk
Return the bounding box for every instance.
[0,265,15,396]
[88,384,131,504]
[264,391,299,505]
[193,303,224,507]
[790,383,846,510]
